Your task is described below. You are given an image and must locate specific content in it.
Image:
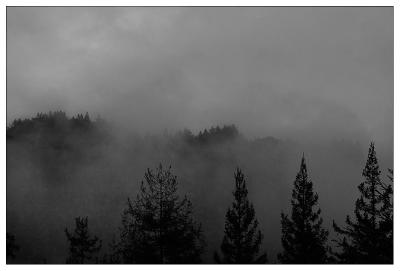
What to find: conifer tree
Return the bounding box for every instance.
[333,143,393,263]
[65,216,102,264]
[119,164,204,263]
[214,168,267,264]
[278,155,329,263]
[377,168,393,262]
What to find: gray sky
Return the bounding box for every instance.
[7,7,393,147]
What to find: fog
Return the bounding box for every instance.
[6,7,393,263]
[8,7,393,145]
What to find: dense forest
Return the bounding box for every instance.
[6,112,393,264]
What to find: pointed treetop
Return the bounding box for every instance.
[278,154,328,263]
[332,141,392,263]
[234,167,246,189]
[363,141,380,178]
[215,167,267,264]
[298,153,308,177]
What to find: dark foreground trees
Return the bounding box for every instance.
[6,232,19,262]
[333,142,393,263]
[278,155,329,264]
[379,168,393,261]
[65,216,102,264]
[214,168,267,264]
[7,111,392,264]
[119,164,204,263]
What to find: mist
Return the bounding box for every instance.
[6,7,393,264]
[8,7,393,145]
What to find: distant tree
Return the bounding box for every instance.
[84,112,90,122]
[119,164,204,263]
[6,111,99,141]
[195,125,239,144]
[198,129,210,144]
[6,232,19,260]
[333,143,393,263]
[214,168,267,264]
[65,216,102,264]
[278,155,329,264]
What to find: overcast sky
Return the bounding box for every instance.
[7,7,393,147]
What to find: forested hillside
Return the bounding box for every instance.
[6,112,392,263]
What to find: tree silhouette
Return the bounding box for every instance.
[119,164,204,263]
[6,232,19,261]
[377,168,393,262]
[278,154,329,263]
[214,168,267,264]
[333,143,393,263]
[65,216,102,264]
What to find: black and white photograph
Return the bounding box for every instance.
[4,3,396,266]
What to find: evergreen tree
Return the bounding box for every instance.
[377,168,393,262]
[65,216,102,264]
[214,168,267,264]
[278,154,329,263]
[84,112,90,122]
[333,143,393,263]
[119,164,204,263]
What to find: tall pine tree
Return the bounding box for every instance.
[65,216,102,264]
[278,154,329,263]
[119,164,204,263]
[214,168,267,264]
[377,168,393,262]
[333,142,393,263]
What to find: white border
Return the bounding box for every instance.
[1,1,398,270]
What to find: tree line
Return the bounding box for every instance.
[7,141,393,264]
[7,111,237,144]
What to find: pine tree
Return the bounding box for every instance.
[65,216,102,264]
[333,143,393,263]
[278,154,329,263]
[119,164,204,263]
[214,168,267,264]
[377,168,393,262]
[84,112,90,122]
